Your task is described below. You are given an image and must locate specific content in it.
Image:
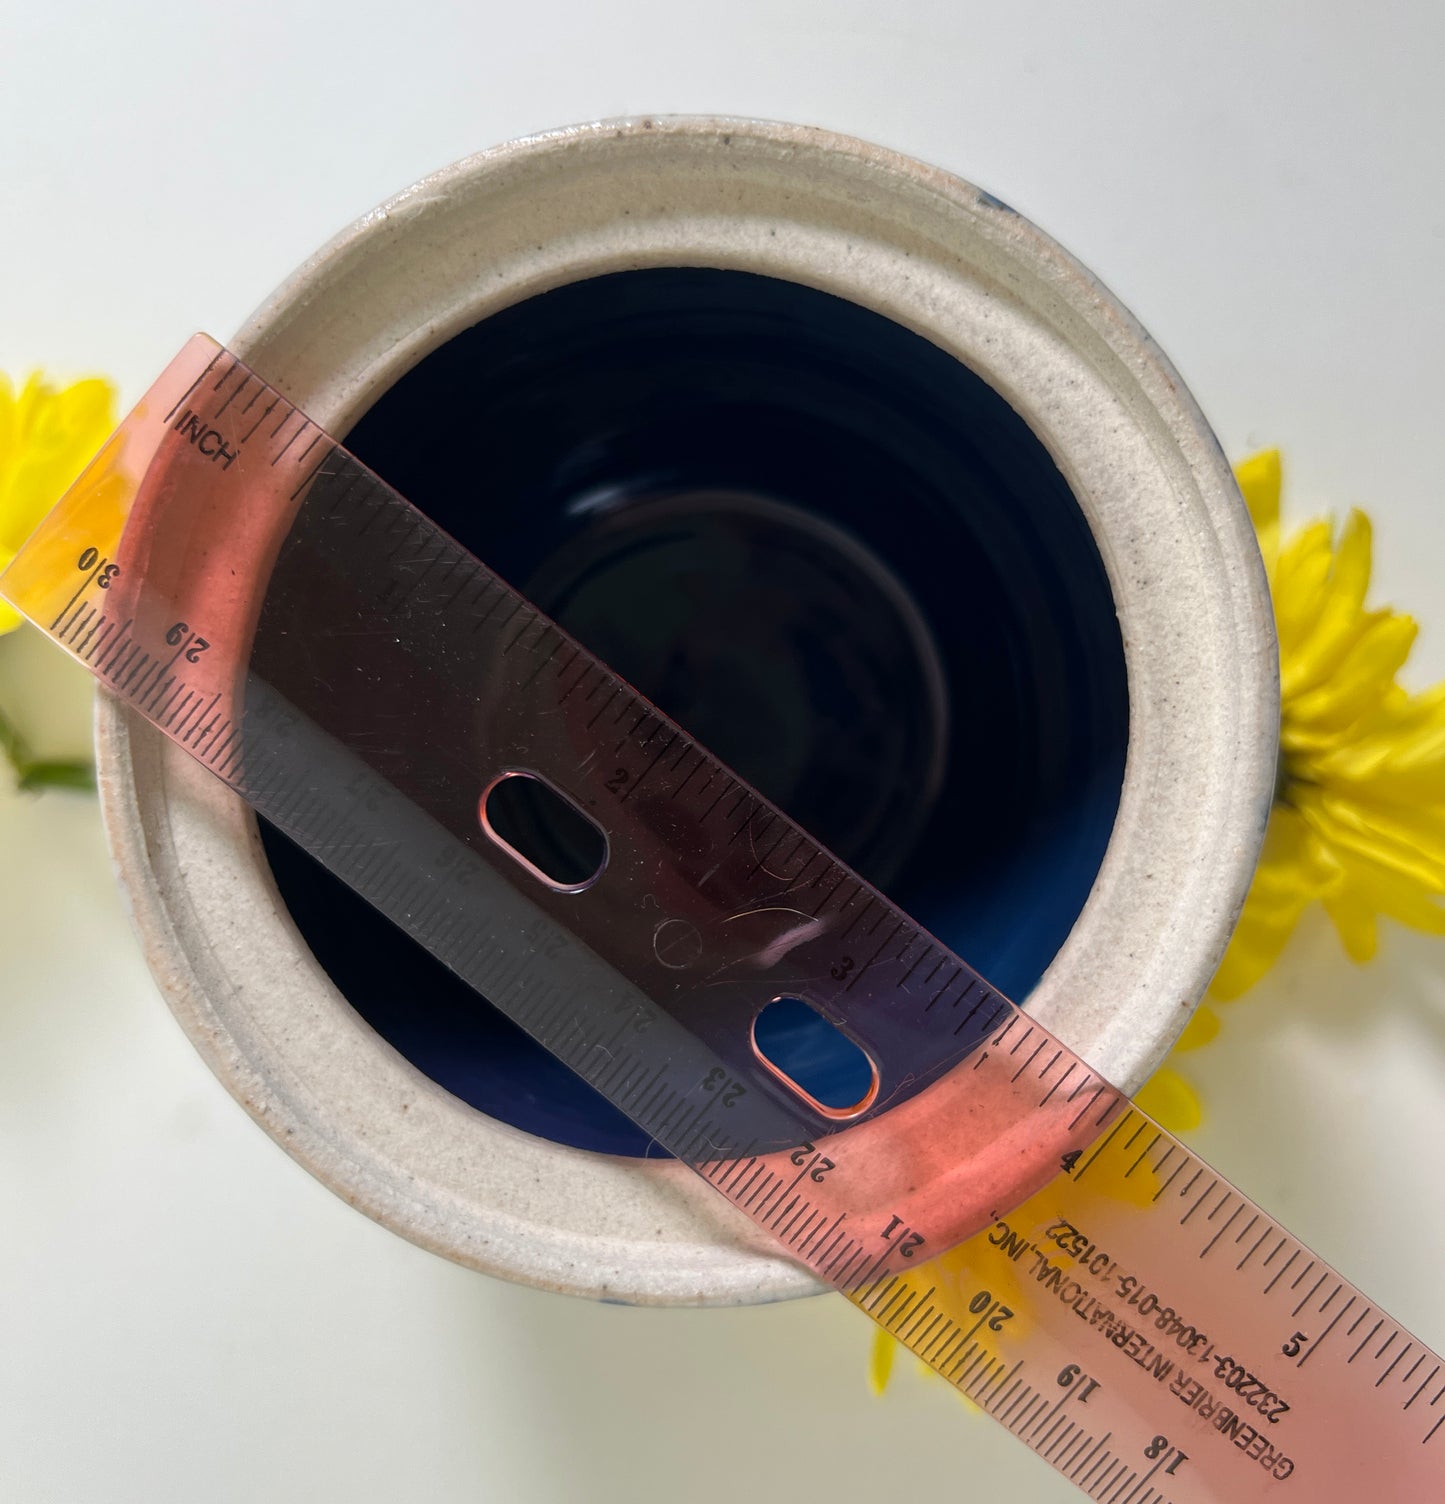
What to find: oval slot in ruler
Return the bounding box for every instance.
[3,334,1442,1501]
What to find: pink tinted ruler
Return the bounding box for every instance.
[3,335,1441,1501]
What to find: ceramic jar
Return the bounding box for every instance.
[96,117,1277,1305]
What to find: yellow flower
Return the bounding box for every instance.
[868,445,1445,1394]
[0,371,117,634]
[1211,451,1445,998]
[866,1062,1205,1397]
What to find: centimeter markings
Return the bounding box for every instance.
[12,336,1443,1502]
[46,351,327,769]
[236,431,1441,1486]
[282,454,1044,1218]
[702,1014,1117,1303]
[44,350,1075,1280]
[859,1098,1445,1496]
[251,433,1013,1099]
[323,462,1445,1475]
[30,355,788,1173]
[235,697,773,1178]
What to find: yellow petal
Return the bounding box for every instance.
[868,1328,896,1395]
[1272,520,1335,663]
[1302,689,1414,781]
[1321,888,1378,963]
[1334,851,1445,937]
[1234,449,1281,576]
[1135,1068,1202,1134]
[0,374,14,464]
[0,544,21,634]
[1209,809,1335,998]
[1172,1005,1221,1053]
[1284,611,1418,738]
[1236,852,1337,917]
[1210,907,1301,1000]
[1315,790,1445,883]
[1313,683,1445,796]
[1256,803,1341,892]
[1293,784,1445,892]
[1278,511,1376,701]
[1225,467,1445,977]
[1358,764,1445,805]
[1379,684,1445,769]
[0,373,117,553]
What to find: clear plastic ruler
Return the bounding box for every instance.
[4,335,1441,1501]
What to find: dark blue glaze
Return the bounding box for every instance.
[258,268,1128,1157]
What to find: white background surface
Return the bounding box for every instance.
[3,4,1445,1500]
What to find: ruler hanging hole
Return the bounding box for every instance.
[480,771,608,893]
[752,996,879,1119]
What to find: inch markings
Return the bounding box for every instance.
[5,335,1441,1503]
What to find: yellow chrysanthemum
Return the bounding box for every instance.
[868,447,1445,1396]
[1211,451,1445,998]
[0,370,117,634]
[866,1067,1204,1397]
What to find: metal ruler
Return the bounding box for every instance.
[3,334,1441,1501]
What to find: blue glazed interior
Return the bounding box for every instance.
[257,268,1129,1157]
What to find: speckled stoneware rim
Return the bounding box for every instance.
[96,116,1278,1306]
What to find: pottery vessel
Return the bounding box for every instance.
[97,117,1277,1305]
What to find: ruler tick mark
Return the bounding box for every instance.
[1124,1132,1162,1179]
[1350,1318,1385,1363]
[896,943,931,990]
[1180,1175,1219,1226]
[1068,1085,1109,1132]
[1074,1115,1129,1182]
[1291,1268,1325,1319]
[1052,1425,1088,1473]
[933,1332,970,1377]
[269,419,310,464]
[213,373,248,417]
[1236,1223,1270,1270]
[926,964,961,1010]
[908,1308,944,1349]
[1264,1247,1300,1294]
[289,445,335,501]
[1012,1037,1049,1083]
[1012,1394,1049,1436]
[1032,1400,1069,1446]
[584,689,619,730]
[622,732,680,805]
[1040,1417,1076,1460]
[1041,1061,1078,1106]
[992,1376,1027,1420]
[1056,1429,1090,1475]
[1073,1437,1113,1486]
[1299,1294,1356,1366]
[1405,1364,1439,1410]
[1200,1201,1244,1259]
[163,348,223,423]
[990,1015,1019,1048]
